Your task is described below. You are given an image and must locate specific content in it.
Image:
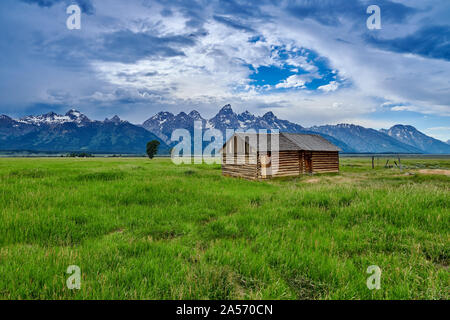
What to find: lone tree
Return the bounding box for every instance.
[146,140,160,159]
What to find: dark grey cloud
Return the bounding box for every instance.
[1,0,449,132]
[31,30,198,65]
[152,0,206,30]
[115,71,160,83]
[285,0,416,26]
[20,0,95,15]
[152,0,270,33]
[101,30,196,62]
[213,0,268,18]
[366,25,450,61]
[213,15,255,33]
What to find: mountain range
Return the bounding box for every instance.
[0,109,168,154]
[1,105,449,154]
[143,105,352,152]
[142,104,450,154]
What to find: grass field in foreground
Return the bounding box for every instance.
[0,157,448,299]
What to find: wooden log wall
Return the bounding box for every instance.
[222,150,339,179]
[256,151,301,178]
[271,150,301,177]
[311,151,339,173]
[222,154,258,180]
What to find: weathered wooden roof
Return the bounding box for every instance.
[281,133,340,151]
[226,132,340,152]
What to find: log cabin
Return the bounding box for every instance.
[221,133,340,180]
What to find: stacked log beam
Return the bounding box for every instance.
[222,154,258,179]
[311,151,339,173]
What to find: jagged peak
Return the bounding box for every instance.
[217,104,234,114]
[105,115,122,123]
[237,111,256,122]
[65,109,82,116]
[65,109,90,122]
[175,111,190,119]
[262,111,276,119]
[188,110,203,120]
[149,111,174,120]
[42,111,58,117]
[239,110,255,117]
[157,111,174,117]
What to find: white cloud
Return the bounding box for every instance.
[9,0,448,128]
[86,0,450,129]
[423,127,450,142]
[318,81,339,92]
[275,75,306,89]
[426,127,450,131]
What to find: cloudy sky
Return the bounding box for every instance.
[0,0,449,141]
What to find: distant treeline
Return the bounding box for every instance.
[65,152,94,158]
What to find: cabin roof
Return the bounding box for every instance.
[225,132,340,152]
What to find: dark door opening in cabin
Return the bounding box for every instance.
[305,152,312,173]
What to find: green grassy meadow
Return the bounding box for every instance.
[0,157,448,300]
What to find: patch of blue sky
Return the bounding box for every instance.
[248,64,297,87]
[246,46,347,93]
[248,35,265,43]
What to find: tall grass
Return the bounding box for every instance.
[0,157,448,299]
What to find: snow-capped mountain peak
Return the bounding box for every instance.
[139,105,450,153]
[188,110,203,121]
[0,110,166,154]
[66,109,81,117]
[220,104,232,112]
[147,112,175,124]
[175,112,190,120]
[262,111,276,120]
[1,106,448,154]
[65,109,91,124]
[18,109,91,126]
[237,110,256,124]
[380,124,450,154]
[209,104,240,130]
[19,111,70,126]
[142,104,305,143]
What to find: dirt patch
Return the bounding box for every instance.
[417,169,450,176]
[332,176,360,183]
[322,175,363,184]
[305,178,320,183]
